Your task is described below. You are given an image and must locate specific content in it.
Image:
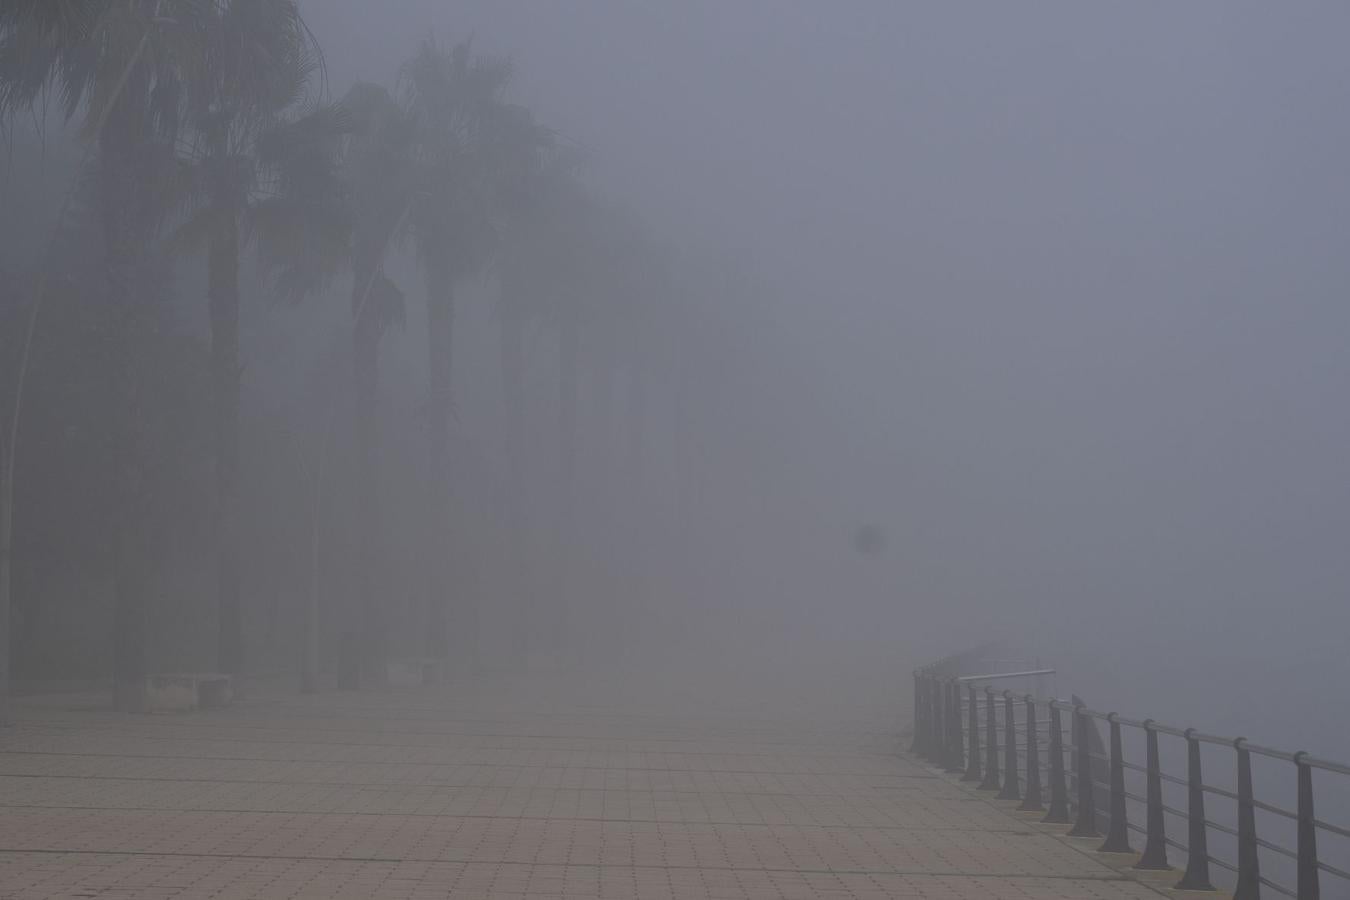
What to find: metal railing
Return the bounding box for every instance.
[910,665,1349,899]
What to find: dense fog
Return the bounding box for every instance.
[4,1,1350,758]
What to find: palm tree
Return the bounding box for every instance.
[341,83,415,684]
[496,160,609,655]
[171,0,319,678]
[1,0,191,712]
[398,38,549,667]
[247,102,351,692]
[251,82,412,688]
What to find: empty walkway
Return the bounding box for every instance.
[0,675,1165,899]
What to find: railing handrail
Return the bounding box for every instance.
[910,659,1349,898]
[1036,697,1350,777]
[956,668,1056,682]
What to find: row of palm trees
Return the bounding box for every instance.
[0,1,675,717]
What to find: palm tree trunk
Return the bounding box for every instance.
[0,7,160,717]
[112,519,147,711]
[352,271,384,687]
[0,292,36,725]
[592,324,618,535]
[424,264,453,665]
[0,441,12,725]
[501,311,527,538]
[301,390,335,694]
[499,306,528,655]
[626,356,647,501]
[209,216,243,676]
[101,92,153,713]
[554,311,580,650]
[621,342,648,657]
[109,291,148,708]
[672,323,694,600]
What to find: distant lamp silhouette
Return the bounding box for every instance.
[851,523,886,557]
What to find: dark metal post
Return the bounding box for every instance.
[926,676,943,763]
[945,682,955,766]
[1295,752,1320,900]
[1068,704,1099,837]
[918,675,930,760]
[1233,739,1260,900]
[910,672,922,754]
[962,684,982,781]
[1135,721,1169,870]
[945,680,964,773]
[1043,703,1070,824]
[934,677,947,766]
[979,686,1000,791]
[1174,729,1214,891]
[929,676,942,762]
[998,691,1021,801]
[1018,695,1043,811]
[1099,714,1132,852]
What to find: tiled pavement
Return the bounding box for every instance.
[0,676,1166,899]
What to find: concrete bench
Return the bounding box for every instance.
[386,658,442,688]
[144,673,233,712]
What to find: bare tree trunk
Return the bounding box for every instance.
[424,264,453,665]
[209,217,243,677]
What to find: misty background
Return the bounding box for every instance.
[3,0,1350,758]
[306,0,1350,744]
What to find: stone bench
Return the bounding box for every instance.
[144,673,233,712]
[386,658,442,688]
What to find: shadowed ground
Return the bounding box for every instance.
[0,674,1166,899]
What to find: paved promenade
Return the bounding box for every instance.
[0,674,1167,899]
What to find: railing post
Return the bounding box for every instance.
[945,680,964,773]
[1174,728,1214,891]
[1135,720,1170,870]
[998,691,1021,801]
[1099,713,1132,852]
[978,686,1000,791]
[1233,738,1260,900]
[910,672,922,754]
[1043,702,1071,824]
[1295,751,1320,900]
[918,675,929,760]
[926,676,942,763]
[962,683,982,781]
[930,676,943,762]
[1068,703,1099,837]
[945,682,955,766]
[1018,695,1043,811]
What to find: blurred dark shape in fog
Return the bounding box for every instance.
[852,524,886,558]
